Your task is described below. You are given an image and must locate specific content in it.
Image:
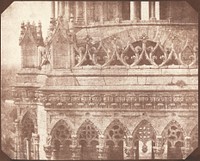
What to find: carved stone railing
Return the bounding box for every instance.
[37,91,198,110]
[74,23,198,68]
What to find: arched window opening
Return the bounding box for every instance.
[162,121,184,159]
[50,120,72,160]
[104,120,127,160]
[190,125,198,150]
[77,120,99,160]
[21,113,35,159]
[132,120,156,160]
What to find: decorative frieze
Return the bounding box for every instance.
[37,91,197,110]
[12,88,38,103]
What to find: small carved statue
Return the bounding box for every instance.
[38,46,51,70]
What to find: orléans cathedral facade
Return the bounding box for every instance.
[12,1,198,160]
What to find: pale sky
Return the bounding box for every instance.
[1,1,51,67]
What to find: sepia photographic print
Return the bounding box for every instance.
[1,1,199,160]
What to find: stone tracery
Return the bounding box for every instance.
[74,31,198,68]
[161,120,184,159]
[50,119,72,160]
[77,120,100,160]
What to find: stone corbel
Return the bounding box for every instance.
[44,144,53,160]
[153,135,165,159]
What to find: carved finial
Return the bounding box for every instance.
[38,20,41,28]
[36,21,44,46]
[32,21,35,26]
[49,18,55,31]
[26,21,30,27]
[21,21,25,29]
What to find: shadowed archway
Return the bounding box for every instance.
[77,119,100,160]
[50,119,72,160]
[104,119,130,160]
[161,120,184,159]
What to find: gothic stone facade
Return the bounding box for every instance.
[12,1,198,160]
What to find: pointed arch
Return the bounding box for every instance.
[77,119,100,144]
[104,119,131,137]
[132,120,156,160]
[21,111,35,139]
[50,119,72,160]
[21,111,35,159]
[190,125,198,150]
[77,119,100,160]
[104,119,129,160]
[50,119,72,144]
[132,119,156,143]
[161,120,184,159]
[161,120,184,145]
[20,108,37,128]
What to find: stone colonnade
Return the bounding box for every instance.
[42,134,194,160]
[50,1,159,24]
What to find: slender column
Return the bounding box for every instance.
[124,136,133,159]
[181,137,192,159]
[65,1,70,21]
[61,1,65,16]
[141,2,149,20]
[115,2,122,23]
[44,134,53,160]
[14,119,20,159]
[100,2,104,23]
[57,1,60,17]
[153,135,165,159]
[59,1,63,16]
[97,135,105,160]
[130,1,140,21]
[70,135,81,160]
[149,1,156,20]
[75,1,84,24]
[83,1,88,25]
[155,1,160,20]
[51,1,55,19]
[32,133,40,159]
[132,145,137,159]
[26,139,30,159]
